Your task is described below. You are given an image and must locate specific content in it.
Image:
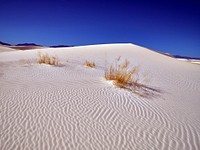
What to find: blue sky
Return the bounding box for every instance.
[0,0,200,57]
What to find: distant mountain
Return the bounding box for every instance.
[50,45,73,48]
[0,41,11,46]
[0,41,73,48]
[174,55,200,60]
[15,43,73,47]
[15,43,42,46]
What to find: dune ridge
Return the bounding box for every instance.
[0,44,200,150]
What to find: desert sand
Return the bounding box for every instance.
[0,43,200,150]
[0,45,17,52]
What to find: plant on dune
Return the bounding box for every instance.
[104,56,140,88]
[37,51,59,66]
[84,60,96,68]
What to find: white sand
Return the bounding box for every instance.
[177,58,200,65]
[0,43,200,150]
[0,45,16,52]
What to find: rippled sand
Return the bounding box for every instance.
[0,44,200,150]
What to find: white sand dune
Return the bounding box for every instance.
[177,58,200,65]
[0,45,17,52]
[0,43,200,150]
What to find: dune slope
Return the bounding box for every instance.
[0,45,16,52]
[0,44,200,150]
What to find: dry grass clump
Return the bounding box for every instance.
[84,60,96,68]
[104,56,140,88]
[37,51,58,65]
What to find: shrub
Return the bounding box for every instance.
[37,51,58,66]
[104,57,161,98]
[84,60,96,68]
[104,56,140,87]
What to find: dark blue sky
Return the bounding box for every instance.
[0,0,200,57]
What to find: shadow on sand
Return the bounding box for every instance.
[120,82,163,99]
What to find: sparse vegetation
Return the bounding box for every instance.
[37,51,59,66]
[84,60,96,68]
[104,56,140,88]
[104,57,160,98]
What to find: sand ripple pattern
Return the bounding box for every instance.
[0,61,200,150]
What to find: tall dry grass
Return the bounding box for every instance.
[37,51,59,66]
[104,56,140,87]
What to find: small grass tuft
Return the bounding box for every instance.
[104,56,140,88]
[37,51,59,66]
[84,60,96,68]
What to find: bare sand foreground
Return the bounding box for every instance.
[0,44,200,150]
